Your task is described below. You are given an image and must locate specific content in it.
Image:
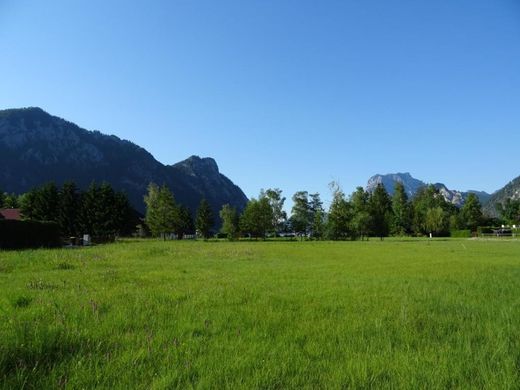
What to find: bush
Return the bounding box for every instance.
[0,220,61,249]
[450,229,471,238]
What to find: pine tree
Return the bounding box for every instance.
[58,181,80,237]
[391,182,411,236]
[195,198,214,239]
[327,183,352,240]
[460,193,482,231]
[144,183,178,239]
[21,182,59,222]
[176,205,195,239]
[369,184,391,240]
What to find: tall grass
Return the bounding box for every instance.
[1,239,519,388]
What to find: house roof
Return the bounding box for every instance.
[0,208,22,220]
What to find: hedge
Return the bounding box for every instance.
[0,220,61,249]
[450,229,471,238]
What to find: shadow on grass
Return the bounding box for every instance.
[0,326,99,387]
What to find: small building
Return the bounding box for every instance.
[0,209,22,221]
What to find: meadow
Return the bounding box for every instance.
[1,238,520,389]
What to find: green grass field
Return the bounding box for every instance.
[1,239,520,389]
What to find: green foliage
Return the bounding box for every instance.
[21,182,60,222]
[391,182,411,235]
[459,193,482,231]
[80,182,133,242]
[176,205,195,239]
[412,185,451,235]
[291,191,310,235]
[239,196,273,239]
[368,184,392,240]
[144,183,179,239]
[261,188,286,233]
[58,181,80,237]
[0,220,61,249]
[1,240,520,388]
[350,187,371,240]
[195,198,214,239]
[3,193,20,209]
[219,204,239,240]
[496,198,520,225]
[450,229,471,238]
[327,183,351,240]
[308,193,324,239]
[425,206,447,236]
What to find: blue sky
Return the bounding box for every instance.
[1,0,519,207]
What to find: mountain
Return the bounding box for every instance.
[483,175,520,217]
[366,173,490,207]
[0,107,248,216]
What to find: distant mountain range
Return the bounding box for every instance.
[482,176,520,217]
[366,172,492,206]
[0,107,248,216]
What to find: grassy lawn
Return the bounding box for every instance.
[1,239,520,388]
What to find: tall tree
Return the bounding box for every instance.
[196,198,214,239]
[219,204,239,240]
[21,182,59,222]
[412,185,452,235]
[291,191,310,236]
[58,181,80,237]
[327,182,352,240]
[350,187,371,240]
[144,183,178,239]
[261,188,287,234]
[176,205,195,239]
[309,193,325,239]
[369,184,392,240]
[425,206,447,236]
[459,193,482,231]
[391,182,411,236]
[239,197,273,239]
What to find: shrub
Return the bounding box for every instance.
[450,229,471,238]
[0,220,61,249]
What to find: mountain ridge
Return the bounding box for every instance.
[0,107,248,215]
[366,173,492,207]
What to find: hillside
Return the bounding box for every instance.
[0,107,248,215]
[483,175,520,217]
[366,173,491,207]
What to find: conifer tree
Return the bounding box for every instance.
[195,198,214,239]
[144,183,178,239]
[369,184,392,240]
[391,182,411,236]
[327,183,352,240]
[58,181,80,237]
[351,187,371,240]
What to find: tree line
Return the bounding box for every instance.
[2,180,518,242]
[0,182,136,241]
[217,182,504,240]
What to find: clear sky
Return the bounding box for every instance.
[1,0,519,207]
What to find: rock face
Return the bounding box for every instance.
[483,175,520,217]
[0,107,248,215]
[366,173,490,207]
